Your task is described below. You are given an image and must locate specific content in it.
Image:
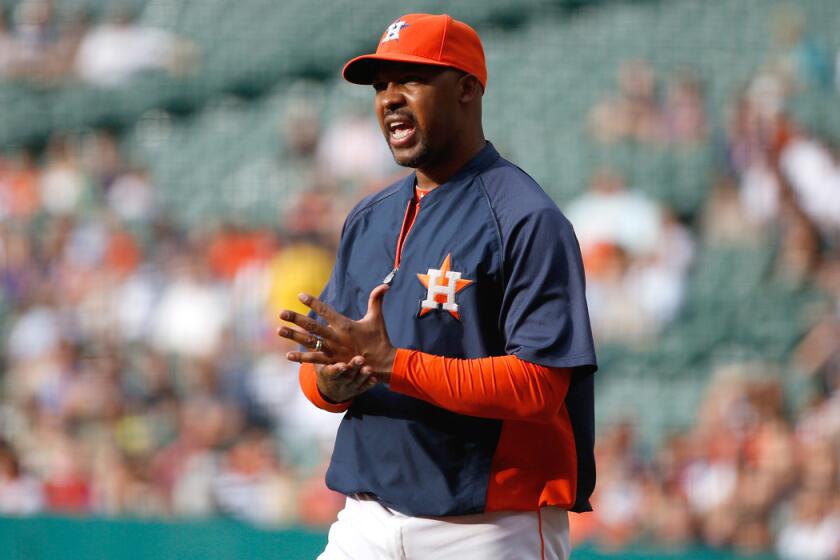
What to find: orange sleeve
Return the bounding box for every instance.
[389,349,571,422]
[299,363,353,413]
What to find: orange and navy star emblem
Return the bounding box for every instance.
[417,253,473,320]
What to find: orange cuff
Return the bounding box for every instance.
[390,348,414,389]
[299,363,353,413]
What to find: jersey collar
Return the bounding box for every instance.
[401,141,501,206]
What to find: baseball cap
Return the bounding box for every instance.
[342,13,487,89]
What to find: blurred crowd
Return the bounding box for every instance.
[0,2,839,560]
[0,120,370,526]
[577,357,840,559]
[0,0,196,87]
[572,10,840,560]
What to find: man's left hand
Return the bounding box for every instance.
[278,284,396,378]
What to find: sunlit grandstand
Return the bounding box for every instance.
[1,1,839,558]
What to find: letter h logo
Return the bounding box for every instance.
[416,254,473,320]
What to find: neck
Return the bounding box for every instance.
[415,134,486,191]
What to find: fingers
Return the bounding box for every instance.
[278,309,337,341]
[321,356,365,377]
[319,357,378,394]
[277,326,324,350]
[298,293,349,327]
[285,350,333,364]
[364,284,390,320]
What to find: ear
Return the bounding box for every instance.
[458,74,483,104]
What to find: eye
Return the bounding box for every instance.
[403,75,423,84]
[372,81,386,92]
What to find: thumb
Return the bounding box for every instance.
[364,283,390,320]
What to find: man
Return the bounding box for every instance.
[277,13,596,560]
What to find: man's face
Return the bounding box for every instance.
[372,62,464,169]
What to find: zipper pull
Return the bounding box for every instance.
[382,268,398,285]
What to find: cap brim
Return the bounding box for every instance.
[342,53,457,85]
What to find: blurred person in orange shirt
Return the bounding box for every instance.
[0,151,41,219]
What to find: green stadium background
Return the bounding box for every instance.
[1,0,838,558]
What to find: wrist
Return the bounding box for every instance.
[316,376,346,405]
[383,347,397,373]
[387,348,416,390]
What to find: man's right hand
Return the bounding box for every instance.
[315,356,378,404]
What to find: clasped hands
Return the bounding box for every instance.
[277,284,396,403]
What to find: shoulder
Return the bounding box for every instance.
[343,175,410,231]
[476,157,575,239]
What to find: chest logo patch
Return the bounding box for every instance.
[417,253,473,320]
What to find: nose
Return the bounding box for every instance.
[378,82,405,112]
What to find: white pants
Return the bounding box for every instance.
[318,494,570,560]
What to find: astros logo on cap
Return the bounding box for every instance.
[381,20,409,43]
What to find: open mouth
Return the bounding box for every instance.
[387,118,417,148]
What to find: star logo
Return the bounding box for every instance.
[417,254,473,320]
[381,20,409,43]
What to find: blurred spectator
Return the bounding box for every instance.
[6,302,61,364]
[776,491,840,560]
[207,224,274,281]
[794,261,840,386]
[566,168,662,256]
[7,0,59,77]
[0,439,43,515]
[779,133,840,239]
[566,169,691,343]
[724,75,795,179]
[149,255,231,358]
[624,209,694,325]
[295,460,345,527]
[283,100,321,162]
[584,244,656,343]
[681,433,738,515]
[0,0,90,84]
[107,165,157,223]
[588,59,662,145]
[767,5,834,92]
[316,107,396,185]
[212,429,297,525]
[74,7,195,87]
[588,422,647,548]
[41,435,92,513]
[660,70,709,147]
[248,347,342,469]
[81,130,124,191]
[151,395,235,516]
[39,134,90,216]
[0,151,41,220]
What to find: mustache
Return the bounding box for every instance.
[384,109,416,122]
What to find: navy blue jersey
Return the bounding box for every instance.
[320,142,596,516]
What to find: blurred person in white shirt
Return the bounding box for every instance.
[777,491,840,560]
[0,440,43,515]
[38,135,89,217]
[74,7,194,87]
[149,254,230,358]
[566,168,662,256]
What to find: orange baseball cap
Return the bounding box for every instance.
[342,14,487,88]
